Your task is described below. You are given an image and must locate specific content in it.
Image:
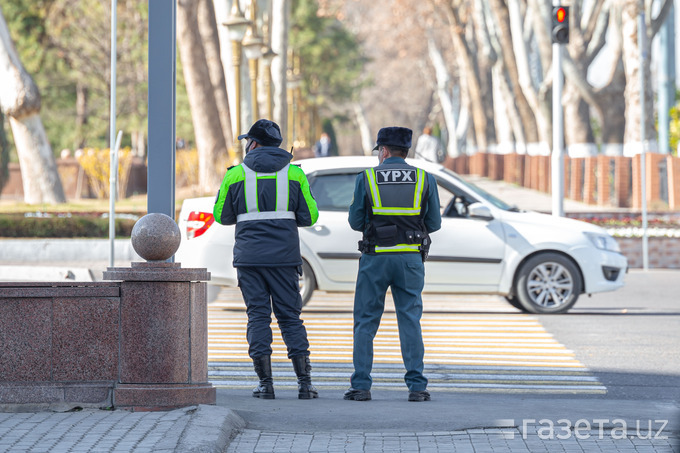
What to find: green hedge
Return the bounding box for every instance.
[0,214,136,238]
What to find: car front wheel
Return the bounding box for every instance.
[514,253,582,314]
[299,260,316,307]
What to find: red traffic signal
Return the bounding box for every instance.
[552,6,570,44]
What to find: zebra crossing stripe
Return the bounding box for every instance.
[207,292,606,393]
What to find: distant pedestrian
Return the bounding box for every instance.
[313,133,332,158]
[344,126,442,402]
[213,119,320,400]
[414,127,443,163]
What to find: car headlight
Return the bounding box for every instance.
[584,232,621,252]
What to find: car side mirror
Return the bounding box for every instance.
[468,203,493,220]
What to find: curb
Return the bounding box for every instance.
[175,405,246,453]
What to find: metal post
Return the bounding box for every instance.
[658,5,675,154]
[551,41,565,217]
[109,130,122,267]
[147,0,176,220]
[109,0,118,267]
[248,58,259,120]
[264,61,273,119]
[638,9,649,270]
[232,40,244,158]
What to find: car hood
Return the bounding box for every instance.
[499,209,608,235]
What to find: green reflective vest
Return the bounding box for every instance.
[236,163,295,223]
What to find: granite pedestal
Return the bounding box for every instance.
[104,262,215,411]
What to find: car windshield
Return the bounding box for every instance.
[309,172,359,211]
[440,168,517,211]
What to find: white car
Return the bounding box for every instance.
[175,156,627,314]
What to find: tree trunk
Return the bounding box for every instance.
[0,7,65,204]
[427,39,460,157]
[442,2,488,152]
[492,62,525,153]
[508,0,550,149]
[131,130,146,157]
[176,0,228,193]
[0,110,9,193]
[75,81,88,150]
[271,0,290,145]
[487,0,538,145]
[352,102,373,156]
[563,81,597,157]
[563,7,596,158]
[472,0,497,150]
[10,114,66,204]
[198,0,233,150]
[621,0,670,156]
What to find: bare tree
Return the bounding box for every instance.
[620,0,672,155]
[198,0,234,150]
[427,38,464,157]
[562,0,673,156]
[176,0,229,193]
[0,6,65,204]
[558,0,607,157]
[438,0,492,152]
[487,0,538,146]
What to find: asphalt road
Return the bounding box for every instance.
[538,269,680,401]
[215,269,680,440]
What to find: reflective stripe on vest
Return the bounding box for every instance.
[374,244,421,253]
[365,167,425,216]
[236,163,294,223]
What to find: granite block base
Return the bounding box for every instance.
[114,383,216,411]
[0,263,212,412]
[0,382,113,412]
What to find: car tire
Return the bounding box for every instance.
[299,260,316,307]
[514,253,581,314]
[504,295,527,312]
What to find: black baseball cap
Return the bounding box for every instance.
[238,119,283,147]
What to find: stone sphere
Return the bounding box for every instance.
[131,213,181,261]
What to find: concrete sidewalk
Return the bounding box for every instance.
[465,174,618,214]
[0,405,244,453]
[0,394,677,452]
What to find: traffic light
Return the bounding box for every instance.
[552,6,570,44]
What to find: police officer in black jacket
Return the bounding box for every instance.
[213,119,320,400]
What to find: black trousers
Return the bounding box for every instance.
[237,266,310,359]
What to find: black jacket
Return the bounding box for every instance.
[213,146,319,267]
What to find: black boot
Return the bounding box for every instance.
[252,355,275,399]
[291,355,319,399]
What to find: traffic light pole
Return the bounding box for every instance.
[551,42,565,218]
[638,9,649,271]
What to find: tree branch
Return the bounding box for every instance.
[585,6,611,66]
[583,0,607,43]
[651,0,673,37]
[562,53,599,111]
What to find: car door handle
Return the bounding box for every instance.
[308,225,331,236]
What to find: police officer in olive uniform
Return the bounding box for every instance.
[344,127,441,402]
[213,119,320,400]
